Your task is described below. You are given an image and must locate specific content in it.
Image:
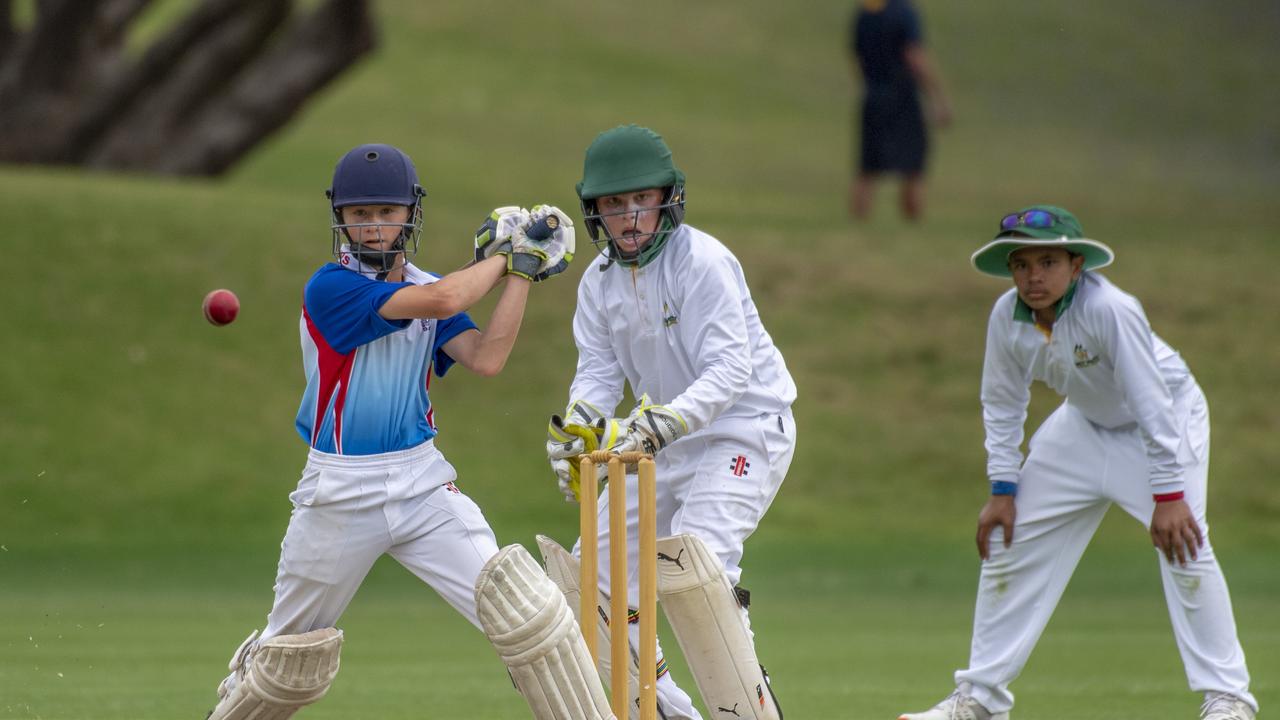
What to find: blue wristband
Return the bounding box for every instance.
[990,481,1018,496]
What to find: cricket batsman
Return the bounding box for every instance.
[203,143,617,720]
[898,206,1257,720]
[538,125,797,719]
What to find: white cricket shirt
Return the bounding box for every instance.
[569,224,796,435]
[981,271,1193,494]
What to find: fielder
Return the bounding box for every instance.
[899,206,1256,720]
[204,143,614,720]
[540,125,797,720]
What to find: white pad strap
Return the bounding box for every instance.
[208,627,343,720]
[537,535,646,719]
[657,534,781,720]
[476,544,614,720]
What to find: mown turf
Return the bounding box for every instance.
[3,534,1276,718]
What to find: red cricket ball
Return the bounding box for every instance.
[202,289,240,326]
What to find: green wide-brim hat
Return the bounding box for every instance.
[971,204,1115,278]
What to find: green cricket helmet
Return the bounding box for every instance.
[576,125,686,268]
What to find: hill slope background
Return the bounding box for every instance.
[1,1,1276,717]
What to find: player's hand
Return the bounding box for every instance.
[976,494,1016,560]
[526,205,576,282]
[474,206,529,263]
[930,97,954,128]
[546,401,605,502]
[503,209,552,280]
[549,455,579,503]
[608,394,688,455]
[1150,499,1203,566]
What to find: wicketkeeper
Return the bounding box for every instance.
[899,205,1257,720]
[539,125,797,720]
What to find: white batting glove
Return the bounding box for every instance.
[474,206,529,263]
[526,204,576,282]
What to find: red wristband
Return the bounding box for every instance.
[1153,491,1184,503]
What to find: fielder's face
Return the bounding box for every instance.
[595,188,665,257]
[340,204,412,252]
[1008,247,1085,311]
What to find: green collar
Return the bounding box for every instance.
[1013,278,1079,324]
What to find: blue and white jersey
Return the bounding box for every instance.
[295,262,476,455]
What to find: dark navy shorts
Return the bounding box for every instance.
[857,90,927,175]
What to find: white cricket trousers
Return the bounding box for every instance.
[575,409,797,720]
[261,440,500,640]
[957,387,1255,713]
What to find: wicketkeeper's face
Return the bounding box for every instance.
[340,204,412,251]
[595,188,665,256]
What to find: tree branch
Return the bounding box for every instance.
[0,0,376,175]
[85,0,292,169]
[0,1,14,65]
[157,0,376,175]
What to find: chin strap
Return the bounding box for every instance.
[351,238,404,274]
[339,243,403,280]
[334,218,412,278]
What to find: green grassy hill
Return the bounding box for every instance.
[1,1,1277,717]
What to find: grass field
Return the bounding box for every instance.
[1,1,1278,717]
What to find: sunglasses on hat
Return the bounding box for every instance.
[999,209,1061,232]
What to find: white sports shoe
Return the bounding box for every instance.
[1201,693,1256,720]
[898,689,1009,720]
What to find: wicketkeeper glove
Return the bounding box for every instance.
[546,399,605,503]
[609,394,689,455]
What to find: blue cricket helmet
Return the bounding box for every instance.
[326,144,427,276]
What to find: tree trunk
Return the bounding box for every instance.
[0,0,375,175]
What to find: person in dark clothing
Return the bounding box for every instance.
[848,0,952,221]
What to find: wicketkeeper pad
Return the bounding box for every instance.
[657,533,781,720]
[476,543,614,720]
[537,535,649,719]
[207,627,343,720]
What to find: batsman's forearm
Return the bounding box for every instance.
[434,255,509,312]
[381,256,506,320]
[468,276,530,376]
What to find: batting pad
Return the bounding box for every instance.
[657,534,780,720]
[537,535,646,719]
[207,627,343,720]
[476,544,614,720]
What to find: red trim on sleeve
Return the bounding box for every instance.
[1153,491,1185,503]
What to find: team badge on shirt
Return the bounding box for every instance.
[729,455,750,477]
[1073,344,1100,368]
[662,301,679,327]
